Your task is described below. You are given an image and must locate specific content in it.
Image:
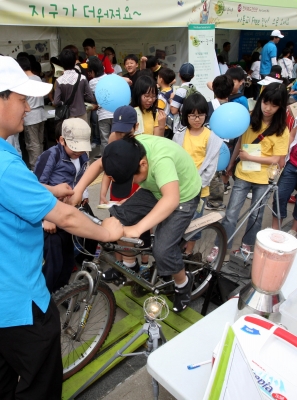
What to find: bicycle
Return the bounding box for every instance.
[53,208,227,380]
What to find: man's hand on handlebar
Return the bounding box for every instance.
[66,189,83,206]
[101,217,124,242]
[45,183,74,200]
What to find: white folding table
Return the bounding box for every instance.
[147,257,297,400]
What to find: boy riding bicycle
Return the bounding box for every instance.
[71,106,202,312]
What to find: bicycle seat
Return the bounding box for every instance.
[183,211,225,242]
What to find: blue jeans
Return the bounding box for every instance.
[273,161,297,221]
[217,178,269,249]
[91,110,100,145]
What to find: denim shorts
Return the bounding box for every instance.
[109,189,200,275]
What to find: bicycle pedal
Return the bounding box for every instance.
[114,276,127,286]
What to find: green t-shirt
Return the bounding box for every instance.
[136,135,201,202]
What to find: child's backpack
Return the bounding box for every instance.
[181,83,199,98]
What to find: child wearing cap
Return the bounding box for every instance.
[71,117,202,313]
[170,63,197,134]
[34,118,92,293]
[100,106,150,276]
[170,63,196,112]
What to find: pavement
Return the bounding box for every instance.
[74,148,294,400]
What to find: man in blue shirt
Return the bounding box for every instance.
[260,30,284,78]
[0,57,123,400]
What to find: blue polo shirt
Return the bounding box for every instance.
[0,139,57,327]
[230,95,249,110]
[260,42,277,75]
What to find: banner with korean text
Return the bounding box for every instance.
[206,0,297,30]
[188,24,215,101]
[0,0,204,27]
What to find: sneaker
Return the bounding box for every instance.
[204,201,226,211]
[232,243,251,258]
[206,246,219,262]
[246,192,252,200]
[288,195,296,204]
[102,260,140,283]
[173,272,194,313]
[139,264,151,281]
[91,142,97,149]
[288,229,297,238]
[224,184,229,195]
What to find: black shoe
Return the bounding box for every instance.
[102,261,139,284]
[204,201,226,210]
[173,272,193,313]
[61,299,80,312]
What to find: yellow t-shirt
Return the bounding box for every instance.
[142,109,159,135]
[182,127,211,197]
[235,123,289,184]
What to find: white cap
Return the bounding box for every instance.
[257,76,283,86]
[271,30,284,38]
[0,56,52,97]
[62,118,91,152]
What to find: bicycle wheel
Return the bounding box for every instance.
[185,222,227,300]
[53,280,116,380]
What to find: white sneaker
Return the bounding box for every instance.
[206,246,219,262]
[246,192,252,199]
[91,142,97,149]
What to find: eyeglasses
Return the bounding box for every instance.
[142,94,156,100]
[188,114,206,120]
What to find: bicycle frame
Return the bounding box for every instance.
[75,208,225,301]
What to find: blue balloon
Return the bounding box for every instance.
[95,74,131,113]
[217,142,230,171]
[210,102,250,140]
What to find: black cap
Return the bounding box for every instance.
[102,139,140,198]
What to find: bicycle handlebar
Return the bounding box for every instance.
[79,208,144,246]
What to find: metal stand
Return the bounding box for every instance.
[70,318,167,400]
[227,181,281,246]
[200,182,281,315]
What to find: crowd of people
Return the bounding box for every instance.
[1,30,297,398]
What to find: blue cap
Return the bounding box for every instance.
[111,106,137,133]
[179,63,195,77]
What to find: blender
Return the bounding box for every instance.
[237,228,297,322]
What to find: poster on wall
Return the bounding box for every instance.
[144,42,180,73]
[22,40,50,62]
[0,41,21,57]
[188,24,215,101]
[115,44,144,73]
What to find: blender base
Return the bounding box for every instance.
[237,282,285,321]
